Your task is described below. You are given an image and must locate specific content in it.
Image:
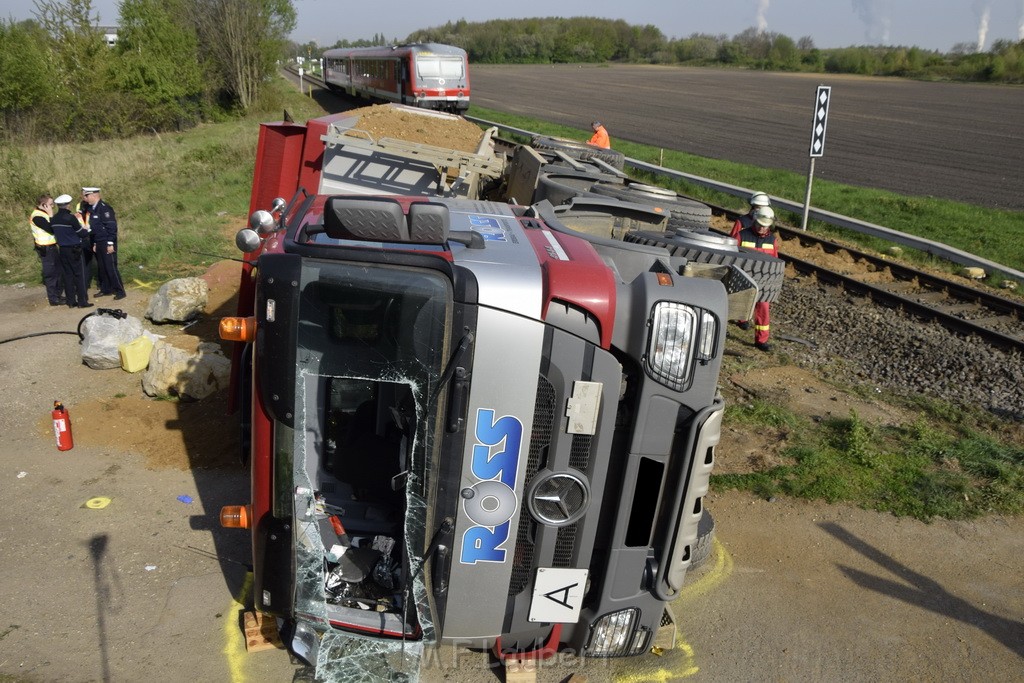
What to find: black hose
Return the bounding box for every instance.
[0,308,128,345]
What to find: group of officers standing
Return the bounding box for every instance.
[29,187,126,309]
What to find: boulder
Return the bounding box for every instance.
[142,340,230,400]
[146,277,209,323]
[81,313,146,369]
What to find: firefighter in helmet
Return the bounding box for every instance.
[730,191,771,238]
[735,205,779,352]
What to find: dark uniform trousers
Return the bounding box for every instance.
[95,243,125,296]
[59,246,89,307]
[36,244,63,303]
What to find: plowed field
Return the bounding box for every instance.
[470,64,1024,210]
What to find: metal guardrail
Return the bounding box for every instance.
[466,116,1024,282]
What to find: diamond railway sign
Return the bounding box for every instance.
[809,85,831,158]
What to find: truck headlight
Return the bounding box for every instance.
[644,303,718,391]
[587,608,649,657]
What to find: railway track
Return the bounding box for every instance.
[710,208,1024,354]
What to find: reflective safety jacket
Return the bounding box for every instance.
[737,226,778,257]
[588,125,610,149]
[29,208,56,246]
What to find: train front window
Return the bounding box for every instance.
[416,57,464,80]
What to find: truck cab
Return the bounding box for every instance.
[221,109,739,678]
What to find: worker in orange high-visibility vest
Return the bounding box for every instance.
[735,205,779,352]
[587,120,610,149]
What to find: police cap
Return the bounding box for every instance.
[54,194,73,205]
[82,186,101,194]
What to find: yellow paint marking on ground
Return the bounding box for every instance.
[132,278,156,289]
[613,632,701,681]
[222,572,253,683]
[613,540,736,681]
[679,538,734,600]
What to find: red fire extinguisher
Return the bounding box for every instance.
[52,401,73,451]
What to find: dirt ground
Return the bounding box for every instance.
[342,104,485,152]
[3,257,1021,681]
[2,94,1021,679]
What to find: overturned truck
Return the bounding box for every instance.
[219,105,768,678]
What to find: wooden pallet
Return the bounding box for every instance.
[504,657,537,683]
[243,610,284,653]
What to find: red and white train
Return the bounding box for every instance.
[322,43,470,113]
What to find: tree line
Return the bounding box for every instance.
[0,0,295,143]
[402,17,1024,83]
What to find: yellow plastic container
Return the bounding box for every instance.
[119,335,154,373]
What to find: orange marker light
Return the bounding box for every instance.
[656,272,673,286]
[220,505,250,529]
[219,316,256,342]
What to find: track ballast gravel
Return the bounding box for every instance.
[772,276,1024,419]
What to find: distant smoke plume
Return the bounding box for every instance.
[851,0,891,44]
[1018,0,1024,40]
[756,0,770,34]
[973,1,991,51]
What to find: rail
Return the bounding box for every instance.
[465,116,1024,283]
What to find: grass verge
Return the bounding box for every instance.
[467,104,1024,282]
[717,397,1024,521]
[0,79,325,286]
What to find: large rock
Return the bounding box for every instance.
[146,277,209,323]
[142,340,230,400]
[81,313,146,369]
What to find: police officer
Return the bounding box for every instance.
[29,194,65,306]
[736,205,779,352]
[82,186,126,300]
[76,189,95,290]
[51,194,93,308]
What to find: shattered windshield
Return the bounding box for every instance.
[288,259,451,681]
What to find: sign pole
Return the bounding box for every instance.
[801,158,815,230]
[804,85,831,231]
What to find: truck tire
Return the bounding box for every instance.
[625,229,785,303]
[536,172,612,206]
[690,510,715,568]
[531,135,626,170]
[540,163,625,183]
[589,182,712,232]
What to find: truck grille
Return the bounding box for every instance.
[569,433,591,472]
[508,375,555,596]
[553,523,578,567]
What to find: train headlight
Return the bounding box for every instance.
[644,302,717,391]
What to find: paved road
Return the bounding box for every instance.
[470,64,1024,211]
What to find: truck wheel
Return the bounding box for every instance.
[589,182,712,231]
[536,172,612,205]
[540,161,627,181]
[625,229,785,303]
[530,135,626,170]
[690,510,715,568]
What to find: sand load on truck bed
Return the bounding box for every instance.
[342,104,484,152]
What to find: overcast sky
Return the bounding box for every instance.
[3,0,1024,53]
